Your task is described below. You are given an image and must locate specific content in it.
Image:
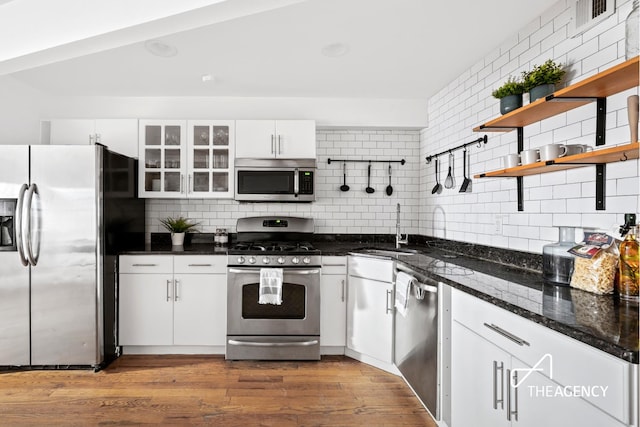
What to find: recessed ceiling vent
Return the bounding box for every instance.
[569,0,616,37]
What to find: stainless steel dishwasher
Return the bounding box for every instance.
[394,263,440,419]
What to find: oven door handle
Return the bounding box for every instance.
[227,339,319,347]
[228,268,320,275]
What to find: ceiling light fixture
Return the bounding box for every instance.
[144,39,178,58]
[321,42,350,58]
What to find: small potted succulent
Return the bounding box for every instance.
[521,59,566,102]
[159,216,200,246]
[491,76,526,115]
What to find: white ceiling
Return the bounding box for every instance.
[8,0,560,99]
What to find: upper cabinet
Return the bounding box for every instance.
[235,120,316,159]
[43,119,139,158]
[138,120,235,199]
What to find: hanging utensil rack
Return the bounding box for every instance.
[327,158,406,165]
[425,135,487,163]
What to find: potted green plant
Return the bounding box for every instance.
[491,76,525,115]
[521,59,566,102]
[159,216,200,246]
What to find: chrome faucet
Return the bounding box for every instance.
[395,203,408,249]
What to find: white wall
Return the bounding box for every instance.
[420,0,640,254]
[146,129,421,237]
[0,75,42,144]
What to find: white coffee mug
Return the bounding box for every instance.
[539,144,568,161]
[520,149,540,165]
[503,154,520,168]
[565,144,593,156]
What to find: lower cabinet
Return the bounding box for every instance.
[346,255,396,372]
[450,288,633,427]
[118,255,226,351]
[320,256,347,352]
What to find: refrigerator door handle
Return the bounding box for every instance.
[24,183,40,266]
[15,183,29,266]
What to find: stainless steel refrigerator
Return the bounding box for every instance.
[0,144,145,369]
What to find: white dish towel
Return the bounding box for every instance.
[259,268,283,305]
[395,271,415,317]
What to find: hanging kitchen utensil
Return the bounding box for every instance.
[385,164,393,196]
[444,152,455,189]
[365,163,375,194]
[340,162,350,192]
[459,148,472,192]
[431,158,442,194]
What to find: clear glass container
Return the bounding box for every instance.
[543,226,576,285]
[626,0,639,60]
[617,225,639,301]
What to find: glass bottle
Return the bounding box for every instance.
[617,225,639,300]
[542,226,576,285]
[626,0,639,60]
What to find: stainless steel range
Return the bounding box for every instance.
[226,216,321,360]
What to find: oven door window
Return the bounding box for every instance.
[237,170,294,194]
[242,283,305,319]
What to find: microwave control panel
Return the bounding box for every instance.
[299,171,314,195]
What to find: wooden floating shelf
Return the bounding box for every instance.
[474,56,639,132]
[475,142,640,178]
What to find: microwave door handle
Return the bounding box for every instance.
[294,168,299,197]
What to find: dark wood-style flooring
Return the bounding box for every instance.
[0,355,437,426]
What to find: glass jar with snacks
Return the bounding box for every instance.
[569,232,619,295]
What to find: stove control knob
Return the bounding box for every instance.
[303,257,311,264]
[292,256,300,265]
[262,257,271,264]
[248,256,256,264]
[237,256,245,264]
[277,257,286,265]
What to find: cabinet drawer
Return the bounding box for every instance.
[452,289,633,424]
[173,255,226,274]
[322,256,347,275]
[119,255,173,274]
[348,255,393,282]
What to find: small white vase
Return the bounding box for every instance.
[171,232,185,246]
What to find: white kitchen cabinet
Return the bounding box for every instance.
[138,120,234,199]
[320,256,347,352]
[450,288,634,427]
[44,119,139,158]
[118,255,227,351]
[235,120,316,159]
[346,255,395,372]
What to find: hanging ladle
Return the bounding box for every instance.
[340,162,350,192]
[431,157,442,194]
[385,164,393,196]
[365,163,375,194]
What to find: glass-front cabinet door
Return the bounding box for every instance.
[186,120,234,199]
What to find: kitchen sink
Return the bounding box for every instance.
[358,248,419,257]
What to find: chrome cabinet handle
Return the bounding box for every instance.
[180,174,184,193]
[95,133,101,144]
[341,279,345,302]
[15,183,28,267]
[322,263,346,267]
[278,135,282,154]
[228,339,318,347]
[493,361,504,409]
[188,174,192,194]
[385,289,393,314]
[174,279,180,302]
[511,371,518,421]
[484,323,530,346]
[271,135,275,154]
[188,263,213,267]
[228,268,319,275]
[506,369,519,421]
[166,279,172,302]
[132,263,157,267]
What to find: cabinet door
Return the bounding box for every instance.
[512,357,627,427]
[49,119,95,145]
[451,321,510,427]
[346,276,393,363]
[95,119,138,158]
[275,120,316,158]
[119,273,173,346]
[138,120,187,198]
[186,120,234,199]
[320,274,346,347]
[235,120,275,158]
[173,273,226,346]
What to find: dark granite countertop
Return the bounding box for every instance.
[122,233,638,364]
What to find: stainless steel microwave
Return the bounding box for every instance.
[234,159,316,202]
